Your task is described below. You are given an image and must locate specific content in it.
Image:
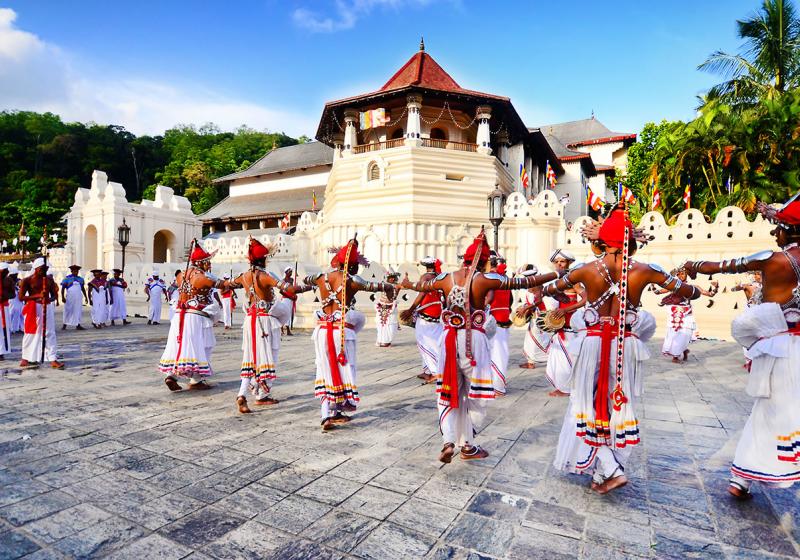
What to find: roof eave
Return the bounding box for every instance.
[568,133,637,148]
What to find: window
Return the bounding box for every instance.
[367,161,380,181]
[390,128,404,140]
[430,127,447,140]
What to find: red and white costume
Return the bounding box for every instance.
[374,289,398,346]
[523,290,554,365]
[220,279,236,328]
[661,293,696,359]
[21,262,58,364]
[415,259,444,377]
[489,263,512,395]
[545,293,579,394]
[0,263,12,357]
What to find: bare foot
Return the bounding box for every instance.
[672,357,682,364]
[595,474,628,495]
[439,443,455,464]
[321,418,336,431]
[237,396,252,414]
[460,445,489,460]
[728,483,752,500]
[548,389,569,397]
[164,376,182,391]
[50,361,65,369]
[254,396,279,406]
[519,362,536,369]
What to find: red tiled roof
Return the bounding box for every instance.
[381,51,463,92]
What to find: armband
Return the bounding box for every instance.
[648,263,666,274]
[434,272,448,282]
[543,282,559,296]
[276,280,292,292]
[484,272,505,282]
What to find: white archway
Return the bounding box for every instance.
[83,225,98,270]
[153,229,178,263]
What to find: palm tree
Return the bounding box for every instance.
[699,0,800,108]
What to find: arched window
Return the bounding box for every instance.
[430,127,447,140]
[390,128,404,140]
[367,161,380,181]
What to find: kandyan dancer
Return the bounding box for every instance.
[402,230,562,463]
[546,205,701,494]
[683,196,800,498]
[400,256,444,384]
[304,238,396,431]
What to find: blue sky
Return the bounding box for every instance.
[0,0,762,137]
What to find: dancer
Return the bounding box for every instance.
[486,256,511,395]
[60,265,87,330]
[546,204,699,494]
[8,264,23,334]
[375,270,400,347]
[108,269,130,325]
[280,266,295,336]
[231,238,308,413]
[0,263,12,360]
[732,271,763,307]
[219,275,237,329]
[304,237,395,431]
[518,266,552,369]
[167,270,180,321]
[401,257,444,384]
[87,270,109,329]
[145,271,168,325]
[402,230,562,463]
[683,196,800,498]
[19,258,64,369]
[159,242,229,392]
[545,249,586,397]
[654,267,717,363]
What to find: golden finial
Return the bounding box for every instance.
[419,37,425,52]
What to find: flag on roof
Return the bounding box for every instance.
[683,182,692,209]
[651,179,661,210]
[359,108,389,129]
[279,214,291,230]
[726,176,732,195]
[586,185,604,212]
[546,160,557,189]
[619,183,635,205]
[520,164,529,190]
[312,190,318,211]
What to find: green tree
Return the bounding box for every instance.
[699,0,800,107]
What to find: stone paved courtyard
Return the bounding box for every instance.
[0,315,799,559]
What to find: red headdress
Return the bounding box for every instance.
[247,237,273,263]
[463,229,491,265]
[497,262,507,275]
[434,259,442,274]
[190,243,215,263]
[329,239,369,268]
[598,207,634,249]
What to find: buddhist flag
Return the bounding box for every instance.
[546,160,557,189]
[359,108,389,129]
[683,182,691,209]
[312,190,318,211]
[279,214,291,230]
[520,164,529,190]
[651,179,661,210]
[618,182,634,205]
[586,185,604,211]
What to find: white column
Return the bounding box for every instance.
[405,95,422,147]
[343,109,358,155]
[476,105,492,155]
[333,133,344,160]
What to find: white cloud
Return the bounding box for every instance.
[292,0,439,33]
[0,8,315,136]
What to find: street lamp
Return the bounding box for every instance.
[117,218,130,272]
[487,186,506,253]
[17,223,26,258]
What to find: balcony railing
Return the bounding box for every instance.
[351,138,479,154]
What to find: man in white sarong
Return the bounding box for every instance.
[61,265,87,330]
[219,275,236,329]
[231,238,309,413]
[655,268,717,362]
[145,271,168,325]
[8,264,23,334]
[88,270,109,328]
[518,266,552,368]
[0,263,13,360]
[400,257,444,384]
[375,271,400,347]
[403,231,561,463]
[160,242,231,392]
[684,196,800,499]
[546,205,699,494]
[108,269,130,325]
[486,257,512,395]
[303,238,395,431]
[19,258,64,369]
[168,270,180,321]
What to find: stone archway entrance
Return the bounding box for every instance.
[83,225,98,270]
[153,229,178,263]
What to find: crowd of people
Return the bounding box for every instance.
[1,195,798,501]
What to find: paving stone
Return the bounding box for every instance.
[523,499,586,538]
[584,514,653,557]
[265,539,343,560]
[444,512,516,558]
[179,472,251,503]
[352,522,435,559]
[302,510,379,553]
[387,497,460,537]
[340,485,407,520]
[329,459,386,483]
[258,465,323,493]
[104,533,193,560]
[295,475,363,506]
[22,503,112,543]
[160,505,248,548]
[0,530,40,559]
[256,495,331,534]
[0,491,79,526]
[507,526,580,559]
[52,516,147,558]
[369,466,429,495]
[222,456,286,482]
[414,478,479,509]
[651,528,726,559]
[0,478,51,508]
[214,482,288,519]
[466,489,529,521]
[203,520,290,559]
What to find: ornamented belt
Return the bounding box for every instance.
[418,314,441,323]
[442,309,486,330]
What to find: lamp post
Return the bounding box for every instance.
[487,186,506,253]
[117,218,130,272]
[17,223,26,259]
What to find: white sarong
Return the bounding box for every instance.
[490,326,510,395]
[62,283,83,327]
[546,330,575,394]
[147,283,166,323]
[239,300,291,398]
[312,309,365,419]
[416,316,442,376]
[158,303,218,379]
[9,293,23,333]
[109,285,126,321]
[91,287,108,326]
[21,302,58,363]
[554,309,656,483]
[221,295,234,328]
[662,304,695,359]
[730,303,800,487]
[523,295,555,364]
[375,300,398,345]
[0,302,11,356]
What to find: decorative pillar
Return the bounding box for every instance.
[343,109,359,154]
[476,105,492,155]
[405,94,422,147]
[333,133,344,160]
[497,130,510,167]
